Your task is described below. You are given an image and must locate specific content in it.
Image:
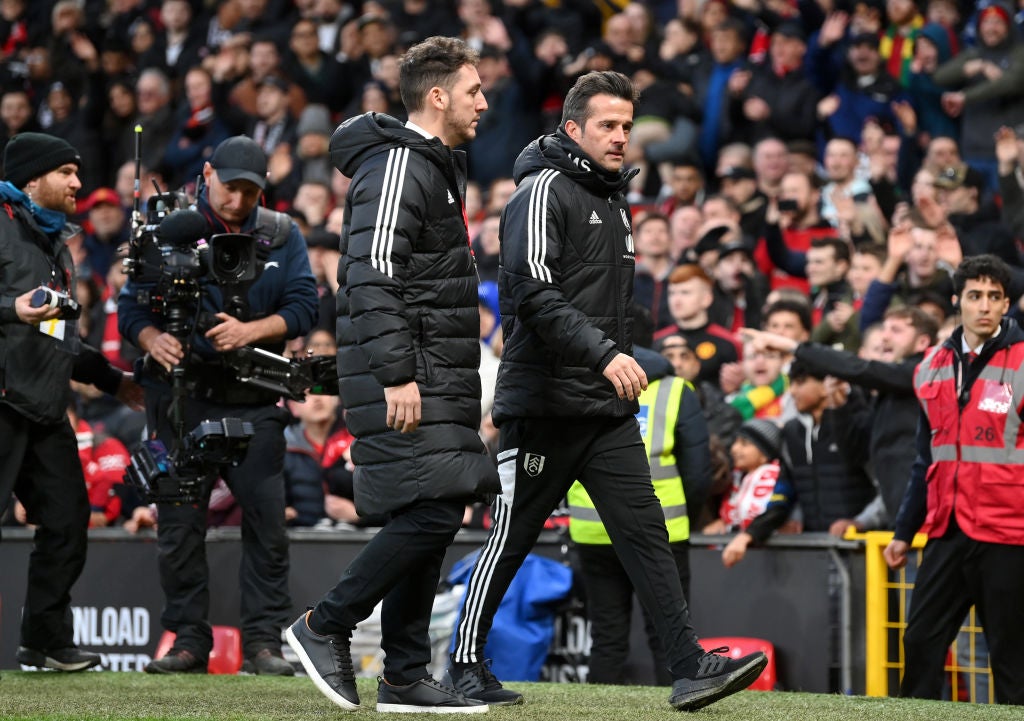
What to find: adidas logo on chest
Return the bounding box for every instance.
[588,210,602,225]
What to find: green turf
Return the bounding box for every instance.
[0,673,1016,721]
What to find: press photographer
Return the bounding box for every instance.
[0,132,144,672]
[118,135,318,676]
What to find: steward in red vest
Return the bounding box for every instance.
[884,254,1024,706]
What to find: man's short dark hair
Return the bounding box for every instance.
[399,36,479,115]
[854,244,886,265]
[810,236,850,264]
[673,157,704,174]
[904,288,953,322]
[783,169,823,191]
[635,211,670,234]
[561,70,637,128]
[763,299,812,334]
[788,358,827,382]
[701,192,741,215]
[883,305,939,346]
[953,254,1012,297]
[828,135,858,153]
[713,17,748,44]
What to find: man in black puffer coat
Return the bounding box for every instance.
[285,37,498,714]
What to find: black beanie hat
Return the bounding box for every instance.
[4,132,82,190]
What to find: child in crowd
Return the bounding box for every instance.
[284,390,350,528]
[704,418,782,534]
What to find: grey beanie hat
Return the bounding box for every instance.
[737,418,783,461]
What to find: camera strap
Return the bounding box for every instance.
[252,207,291,251]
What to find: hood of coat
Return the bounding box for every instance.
[512,127,637,198]
[329,111,463,182]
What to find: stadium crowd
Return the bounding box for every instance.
[2,0,1024,696]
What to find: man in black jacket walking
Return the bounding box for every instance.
[446,71,766,712]
[285,37,498,714]
[0,132,143,671]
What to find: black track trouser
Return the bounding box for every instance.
[452,415,702,680]
[148,390,292,661]
[576,541,691,685]
[901,519,1024,705]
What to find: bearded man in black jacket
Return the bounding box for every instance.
[285,37,498,715]
[446,70,767,712]
[0,132,143,672]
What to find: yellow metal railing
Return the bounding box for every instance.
[858,530,994,702]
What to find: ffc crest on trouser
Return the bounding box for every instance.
[452,415,702,677]
[523,453,545,477]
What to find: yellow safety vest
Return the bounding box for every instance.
[567,376,691,544]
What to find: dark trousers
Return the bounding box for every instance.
[901,520,1024,705]
[452,416,702,679]
[310,498,465,684]
[0,405,89,651]
[576,541,691,685]
[147,389,291,660]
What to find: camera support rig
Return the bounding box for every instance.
[122,126,258,504]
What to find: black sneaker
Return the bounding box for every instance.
[376,676,488,714]
[447,659,524,706]
[144,648,208,674]
[669,647,768,711]
[241,648,295,676]
[285,611,359,711]
[16,646,101,672]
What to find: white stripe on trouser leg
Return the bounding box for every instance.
[454,450,517,662]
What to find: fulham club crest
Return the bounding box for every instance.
[523,453,546,477]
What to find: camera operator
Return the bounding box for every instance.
[118,135,318,675]
[0,132,143,672]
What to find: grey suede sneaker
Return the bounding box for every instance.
[669,647,768,711]
[447,659,524,706]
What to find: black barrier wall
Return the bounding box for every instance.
[0,528,865,692]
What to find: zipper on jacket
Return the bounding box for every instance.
[610,196,627,411]
[416,313,433,385]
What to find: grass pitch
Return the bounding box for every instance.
[0,672,1017,721]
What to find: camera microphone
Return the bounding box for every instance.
[157,209,209,248]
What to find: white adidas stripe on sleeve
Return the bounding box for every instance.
[526,169,558,283]
[370,147,410,278]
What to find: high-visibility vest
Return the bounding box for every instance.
[567,376,690,545]
[914,340,1024,544]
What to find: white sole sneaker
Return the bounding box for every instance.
[376,702,489,714]
[285,623,360,711]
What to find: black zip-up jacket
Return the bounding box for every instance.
[746,406,875,544]
[794,342,923,521]
[493,129,640,425]
[330,112,499,516]
[0,191,122,423]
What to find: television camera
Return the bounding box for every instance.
[121,187,336,504]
